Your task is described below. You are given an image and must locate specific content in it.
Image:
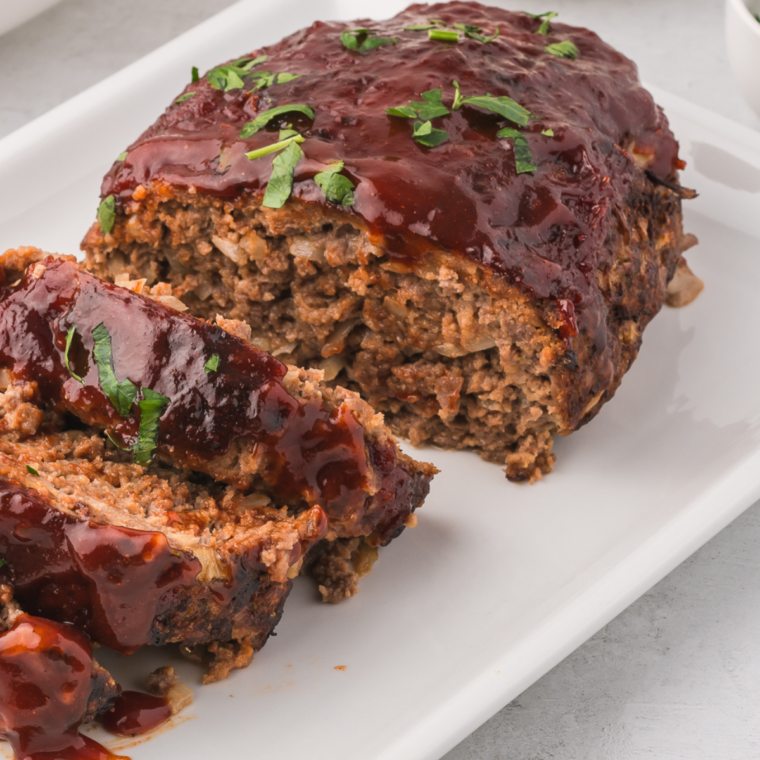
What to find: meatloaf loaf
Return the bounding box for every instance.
[0,247,434,678]
[83,1,694,482]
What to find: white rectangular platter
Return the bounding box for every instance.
[1,2,759,759]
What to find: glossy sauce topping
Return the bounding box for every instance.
[0,257,415,534]
[103,1,682,332]
[0,480,201,654]
[98,692,172,738]
[0,614,127,760]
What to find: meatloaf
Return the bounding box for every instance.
[0,247,434,678]
[83,1,695,483]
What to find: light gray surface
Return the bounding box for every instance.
[1,1,759,758]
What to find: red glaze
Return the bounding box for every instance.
[0,480,201,655]
[0,614,127,760]
[101,1,682,345]
[0,257,427,541]
[98,692,172,737]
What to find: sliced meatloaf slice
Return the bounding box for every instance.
[0,590,120,758]
[83,0,694,482]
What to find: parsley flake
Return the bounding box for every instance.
[249,72,303,91]
[239,104,315,138]
[205,354,220,374]
[92,323,138,418]
[208,55,268,91]
[191,66,199,83]
[452,23,499,43]
[497,127,537,173]
[26,465,38,476]
[116,151,128,162]
[542,128,555,136]
[341,29,397,52]
[387,89,450,120]
[455,92,534,126]
[525,11,558,35]
[262,140,304,209]
[314,161,355,206]
[65,326,85,385]
[175,92,196,103]
[133,388,170,465]
[97,196,116,234]
[429,28,459,42]
[245,133,304,161]
[545,40,579,58]
[413,120,449,147]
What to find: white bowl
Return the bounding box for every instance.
[726,0,760,118]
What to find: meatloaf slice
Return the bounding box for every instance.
[0,591,120,758]
[83,0,693,482]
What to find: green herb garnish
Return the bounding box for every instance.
[387,89,450,120]
[404,20,446,30]
[92,323,138,418]
[65,326,85,384]
[525,11,558,35]
[116,151,128,162]
[133,388,170,465]
[191,66,199,83]
[412,120,449,147]
[279,127,299,140]
[26,465,38,476]
[545,40,579,58]
[105,430,128,450]
[0,559,5,569]
[175,92,196,103]
[239,104,315,138]
[452,23,499,43]
[541,128,555,136]
[249,72,303,91]
[341,29,397,52]
[262,140,304,209]
[97,196,116,234]
[455,93,534,126]
[205,354,220,374]
[496,127,537,173]
[207,55,268,91]
[429,28,459,42]
[245,133,304,161]
[314,161,355,206]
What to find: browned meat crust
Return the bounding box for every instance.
[82,2,693,481]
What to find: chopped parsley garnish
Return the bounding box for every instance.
[92,323,138,418]
[525,11,558,35]
[413,120,449,147]
[191,66,199,83]
[387,89,450,119]
[341,29,397,52]
[97,196,116,234]
[207,55,268,91]
[26,465,38,476]
[249,72,303,91]
[404,20,445,30]
[497,127,537,173]
[116,151,128,162]
[133,388,170,465]
[65,326,85,384]
[205,354,220,373]
[314,161,355,206]
[429,28,459,42]
[175,92,196,103]
[542,128,555,136]
[279,127,299,140]
[455,92,534,126]
[245,133,304,161]
[239,104,315,138]
[452,23,499,43]
[545,40,579,58]
[262,140,304,209]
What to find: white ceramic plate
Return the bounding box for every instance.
[1,2,759,759]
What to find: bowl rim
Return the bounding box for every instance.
[728,0,760,39]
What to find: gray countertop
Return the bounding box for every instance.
[1,1,759,758]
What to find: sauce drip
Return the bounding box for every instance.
[101,1,682,349]
[0,480,201,655]
[98,692,172,738]
[0,614,127,760]
[0,257,425,541]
